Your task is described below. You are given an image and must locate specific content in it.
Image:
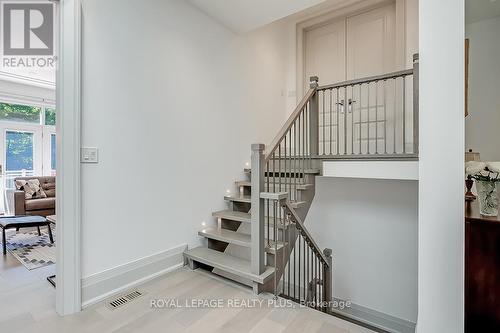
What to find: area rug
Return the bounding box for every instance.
[4,229,56,270]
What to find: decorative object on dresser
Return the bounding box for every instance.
[465,201,500,332]
[465,150,480,201]
[14,176,55,217]
[465,161,500,216]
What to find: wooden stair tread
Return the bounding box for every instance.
[198,228,285,252]
[212,210,291,229]
[212,210,250,223]
[184,247,274,284]
[236,180,313,191]
[291,201,307,209]
[244,168,320,174]
[224,194,251,203]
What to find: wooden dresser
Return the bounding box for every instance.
[465,201,500,332]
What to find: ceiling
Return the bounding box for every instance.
[466,0,500,24]
[188,0,327,33]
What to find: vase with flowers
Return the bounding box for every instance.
[466,161,500,216]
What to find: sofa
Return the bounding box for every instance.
[14,176,56,217]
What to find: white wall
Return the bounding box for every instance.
[307,178,418,322]
[418,0,464,332]
[80,0,289,277]
[465,16,500,161]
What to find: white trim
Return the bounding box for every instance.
[0,71,55,90]
[81,244,187,308]
[56,0,82,315]
[322,160,419,180]
[295,0,406,99]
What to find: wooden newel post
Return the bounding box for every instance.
[309,76,319,159]
[412,53,419,155]
[323,248,333,307]
[251,143,265,276]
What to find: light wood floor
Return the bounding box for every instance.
[0,255,375,333]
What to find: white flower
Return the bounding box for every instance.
[486,162,500,174]
[465,161,486,176]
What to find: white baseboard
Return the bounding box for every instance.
[331,299,416,333]
[81,244,187,308]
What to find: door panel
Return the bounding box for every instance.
[346,3,396,79]
[347,3,396,153]
[305,20,346,90]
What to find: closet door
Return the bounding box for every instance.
[346,3,396,79]
[347,3,397,154]
[305,20,346,90]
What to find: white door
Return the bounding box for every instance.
[346,4,396,79]
[303,3,397,155]
[305,20,346,91]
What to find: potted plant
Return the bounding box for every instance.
[466,161,500,216]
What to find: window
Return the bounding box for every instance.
[5,130,34,171]
[45,107,56,125]
[0,102,41,124]
[51,133,56,170]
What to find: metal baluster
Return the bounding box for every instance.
[288,129,292,203]
[278,145,282,193]
[266,162,270,247]
[367,82,370,154]
[403,76,406,153]
[294,225,297,300]
[329,89,332,155]
[305,244,311,301]
[316,256,319,310]
[273,201,278,299]
[301,110,305,184]
[359,84,362,154]
[287,213,291,297]
[303,237,306,301]
[351,85,354,154]
[375,80,378,154]
[336,88,339,155]
[394,78,397,154]
[322,90,325,155]
[343,87,348,155]
[384,80,387,154]
[294,122,297,202]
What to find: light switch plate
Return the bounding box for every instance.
[81,147,99,163]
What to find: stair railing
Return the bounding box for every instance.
[251,76,320,277]
[260,192,332,310]
[250,55,419,303]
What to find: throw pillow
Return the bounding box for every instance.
[15,179,47,200]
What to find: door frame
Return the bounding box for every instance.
[56,0,82,315]
[296,0,407,99]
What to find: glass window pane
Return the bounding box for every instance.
[6,131,34,171]
[0,102,41,123]
[45,107,56,125]
[51,134,56,170]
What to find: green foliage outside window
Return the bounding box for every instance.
[45,107,56,125]
[0,102,41,123]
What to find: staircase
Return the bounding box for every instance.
[184,54,419,316]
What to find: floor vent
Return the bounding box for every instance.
[106,290,145,310]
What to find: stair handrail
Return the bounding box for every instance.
[264,80,318,162]
[283,201,330,267]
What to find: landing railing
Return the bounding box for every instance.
[316,54,419,159]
